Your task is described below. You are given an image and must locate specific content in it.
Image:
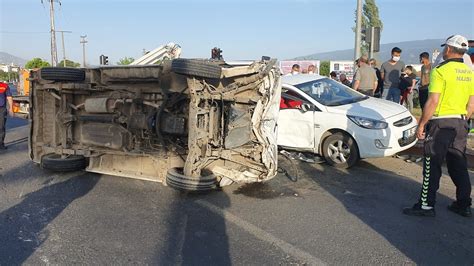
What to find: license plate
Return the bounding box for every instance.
[403,126,416,139]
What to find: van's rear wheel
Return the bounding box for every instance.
[41,154,87,172]
[39,67,85,82]
[166,167,217,191]
[171,59,222,79]
[322,133,359,168]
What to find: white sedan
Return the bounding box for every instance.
[278,74,418,168]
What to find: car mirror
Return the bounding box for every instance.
[301,103,313,112]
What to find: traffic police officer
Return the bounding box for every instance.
[403,35,473,217]
[0,80,13,150]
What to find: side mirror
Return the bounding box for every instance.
[301,103,312,112]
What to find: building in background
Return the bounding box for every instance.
[0,63,20,73]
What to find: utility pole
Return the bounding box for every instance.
[354,0,362,61]
[47,0,59,66]
[80,35,88,67]
[56,30,72,67]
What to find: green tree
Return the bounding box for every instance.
[319,61,330,77]
[58,59,81,68]
[353,0,383,56]
[0,71,19,82]
[363,0,383,30]
[0,71,9,81]
[117,57,135,65]
[25,58,51,69]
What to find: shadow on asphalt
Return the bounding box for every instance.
[0,172,100,265]
[296,160,473,264]
[155,191,231,265]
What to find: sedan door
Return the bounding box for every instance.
[277,88,316,151]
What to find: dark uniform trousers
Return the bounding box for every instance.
[0,106,6,146]
[418,85,429,110]
[420,118,472,208]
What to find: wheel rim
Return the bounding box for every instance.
[327,139,351,164]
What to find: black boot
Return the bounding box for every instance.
[0,144,7,150]
[403,203,436,217]
[447,202,472,217]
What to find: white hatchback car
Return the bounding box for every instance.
[278,74,418,168]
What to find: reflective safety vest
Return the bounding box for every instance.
[429,58,474,116]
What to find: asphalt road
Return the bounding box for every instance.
[1,118,473,265]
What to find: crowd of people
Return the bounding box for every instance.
[325,40,474,116]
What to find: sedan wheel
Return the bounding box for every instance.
[322,133,359,168]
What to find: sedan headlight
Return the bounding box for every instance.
[347,115,388,129]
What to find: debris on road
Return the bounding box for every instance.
[395,154,423,163]
[279,150,325,164]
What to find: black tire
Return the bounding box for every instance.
[171,59,222,79]
[40,67,85,82]
[41,154,87,172]
[166,167,217,191]
[322,132,359,168]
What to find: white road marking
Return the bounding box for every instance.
[195,199,326,266]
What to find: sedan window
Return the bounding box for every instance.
[295,78,368,106]
[280,89,307,109]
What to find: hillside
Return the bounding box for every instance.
[294,39,444,64]
[0,52,27,66]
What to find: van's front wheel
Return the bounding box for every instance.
[41,154,87,172]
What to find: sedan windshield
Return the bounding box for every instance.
[294,78,368,106]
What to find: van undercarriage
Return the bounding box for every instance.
[29,59,281,191]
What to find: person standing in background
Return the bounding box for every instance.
[339,74,351,87]
[381,47,406,103]
[353,56,378,96]
[370,58,383,98]
[419,52,432,110]
[0,81,14,150]
[468,40,474,66]
[399,66,417,113]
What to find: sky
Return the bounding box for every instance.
[1,0,473,65]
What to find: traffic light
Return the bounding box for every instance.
[372,27,381,52]
[361,27,381,52]
[100,55,109,65]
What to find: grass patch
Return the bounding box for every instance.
[412,107,422,118]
